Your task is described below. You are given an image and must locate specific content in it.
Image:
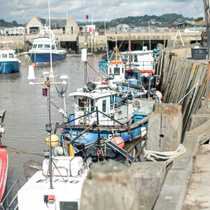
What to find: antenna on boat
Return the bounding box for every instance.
[48,0,54,79]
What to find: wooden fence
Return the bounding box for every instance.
[156,51,208,133]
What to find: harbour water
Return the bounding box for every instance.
[0,55,100,188]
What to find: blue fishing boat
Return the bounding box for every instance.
[0,49,21,74]
[28,37,66,64]
[61,86,155,148]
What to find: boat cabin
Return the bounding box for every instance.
[31,37,58,52]
[69,89,126,126]
[107,60,125,83]
[0,50,16,60]
[121,47,155,75]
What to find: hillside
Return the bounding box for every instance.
[0,19,21,27]
[95,13,194,29]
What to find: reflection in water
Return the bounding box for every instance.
[0,55,100,187]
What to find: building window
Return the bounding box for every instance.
[71,26,74,34]
[102,100,106,113]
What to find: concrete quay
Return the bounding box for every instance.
[0,30,202,51]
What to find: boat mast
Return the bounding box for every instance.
[47,0,53,189]
[48,0,53,79]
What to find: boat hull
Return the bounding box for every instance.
[0,61,20,74]
[0,147,8,202]
[29,52,66,64]
[63,114,147,146]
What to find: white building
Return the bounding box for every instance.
[3,27,25,35]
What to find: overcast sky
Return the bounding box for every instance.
[0,0,204,23]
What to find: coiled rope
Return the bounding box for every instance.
[144,144,186,162]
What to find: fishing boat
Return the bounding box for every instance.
[18,151,88,210]
[0,49,21,74]
[0,110,8,203]
[28,35,66,64]
[121,46,155,76]
[61,84,155,148]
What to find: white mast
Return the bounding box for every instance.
[48,0,54,79]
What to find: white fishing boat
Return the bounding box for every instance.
[120,46,155,76]
[18,152,89,210]
[28,31,66,64]
[0,49,21,74]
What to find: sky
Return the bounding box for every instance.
[0,0,204,23]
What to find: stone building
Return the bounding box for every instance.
[65,16,80,35]
[26,16,46,34]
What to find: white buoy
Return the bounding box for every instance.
[81,48,87,62]
[28,64,35,80]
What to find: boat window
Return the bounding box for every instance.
[90,99,95,111]
[9,53,14,58]
[114,67,120,75]
[110,95,115,109]
[33,44,37,49]
[134,55,138,62]
[60,201,78,210]
[2,54,7,58]
[44,44,50,49]
[78,98,88,108]
[102,100,106,113]
[52,45,55,50]
[109,68,112,75]
[38,44,43,48]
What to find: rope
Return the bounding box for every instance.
[144,144,186,162]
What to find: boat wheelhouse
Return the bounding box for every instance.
[28,37,66,64]
[0,49,21,74]
[121,47,155,76]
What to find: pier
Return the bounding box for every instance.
[0,30,202,52]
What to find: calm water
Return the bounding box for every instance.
[0,55,100,188]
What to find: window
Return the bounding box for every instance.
[33,44,37,49]
[52,45,55,50]
[78,98,88,108]
[134,55,138,62]
[9,53,14,58]
[38,44,43,48]
[114,67,120,75]
[90,99,95,111]
[60,201,78,210]
[2,54,7,58]
[102,100,106,113]
[44,44,50,49]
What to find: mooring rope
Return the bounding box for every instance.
[143,144,186,162]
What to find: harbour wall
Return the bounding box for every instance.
[0,31,202,52]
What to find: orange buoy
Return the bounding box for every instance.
[111,136,125,149]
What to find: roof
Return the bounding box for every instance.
[69,89,117,100]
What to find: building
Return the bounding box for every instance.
[65,16,80,35]
[4,27,25,35]
[26,16,46,34]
